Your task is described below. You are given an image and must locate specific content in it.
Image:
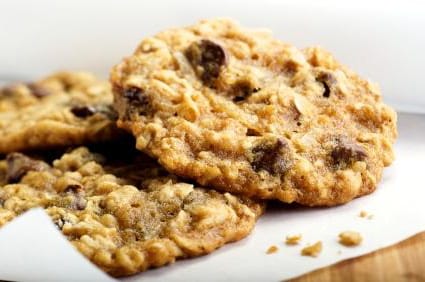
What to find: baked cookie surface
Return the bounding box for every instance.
[0,146,262,277]
[111,19,397,206]
[0,72,122,153]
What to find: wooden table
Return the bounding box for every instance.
[290,231,425,282]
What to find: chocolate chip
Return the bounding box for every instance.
[246,128,261,136]
[185,39,227,84]
[70,105,97,118]
[123,86,143,101]
[0,86,16,98]
[27,83,50,98]
[124,86,149,106]
[331,139,367,166]
[65,184,83,193]
[316,72,336,98]
[119,86,151,116]
[232,80,261,102]
[251,139,290,175]
[6,153,48,183]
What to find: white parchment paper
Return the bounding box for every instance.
[0,113,423,281]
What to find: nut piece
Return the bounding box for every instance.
[251,138,291,175]
[338,231,363,247]
[6,153,48,183]
[185,39,227,85]
[285,234,302,245]
[266,245,279,254]
[301,241,322,257]
[293,94,315,116]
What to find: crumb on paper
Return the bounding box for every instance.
[359,210,368,218]
[285,234,302,245]
[339,231,363,246]
[359,210,373,219]
[266,245,279,254]
[301,241,322,257]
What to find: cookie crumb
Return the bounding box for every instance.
[359,210,374,219]
[285,234,302,245]
[301,241,322,257]
[266,245,279,254]
[339,231,363,246]
[359,210,368,218]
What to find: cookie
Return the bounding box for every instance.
[0,146,263,276]
[0,72,123,153]
[111,19,397,206]
[0,160,6,186]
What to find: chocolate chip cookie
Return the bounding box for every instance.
[0,72,122,153]
[0,146,263,276]
[111,19,397,206]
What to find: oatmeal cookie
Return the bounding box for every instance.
[0,72,122,153]
[111,19,397,206]
[0,147,263,277]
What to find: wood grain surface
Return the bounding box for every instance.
[290,231,425,282]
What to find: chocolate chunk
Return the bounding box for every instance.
[27,83,50,98]
[331,139,367,166]
[251,139,290,175]
[232,80,261,102]
[185,39,227,84]
[316,72,336,98]
[6,153,48,183]
[70,105,97,118]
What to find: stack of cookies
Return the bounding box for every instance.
[0,19,397,277]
